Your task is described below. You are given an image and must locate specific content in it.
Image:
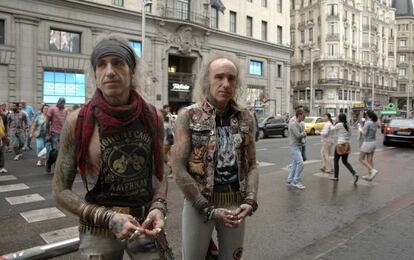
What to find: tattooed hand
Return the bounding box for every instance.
[109,213,142,240]
[234,204,253,221]
[213,208,240,228]
[141,209,165,237]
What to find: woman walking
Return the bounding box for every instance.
[331,113,359,184]
[320,113,334,174]
[30,104,48,166]
[358,110,379,181]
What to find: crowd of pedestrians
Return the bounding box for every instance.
[0,98,70,175]
[287,107,380,190]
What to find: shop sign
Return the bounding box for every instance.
[352,101,365,108]
[381,103,397,115]
[171,83,191,92]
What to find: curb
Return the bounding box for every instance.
[1,238,79,260]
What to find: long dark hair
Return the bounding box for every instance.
[337,113,349,132]
[324,113,333,124]
[366,110,378,122]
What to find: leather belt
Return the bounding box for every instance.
[206,191,243,207]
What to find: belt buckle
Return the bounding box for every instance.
[112,206,130,214]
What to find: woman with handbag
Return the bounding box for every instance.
[331,113,359,184]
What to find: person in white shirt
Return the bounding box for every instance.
[320,113,334,174]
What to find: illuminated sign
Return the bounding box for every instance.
[43,71,86,104]
[171,83,191,92]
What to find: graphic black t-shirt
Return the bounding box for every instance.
[214,108,239,185]
[85,121,153,207]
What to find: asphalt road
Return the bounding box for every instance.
[1,130,414,259]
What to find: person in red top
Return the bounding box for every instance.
[45,97,68,173]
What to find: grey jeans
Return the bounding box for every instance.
[79,231,160,260]
[182,199,245,260]
[0,140,5,168]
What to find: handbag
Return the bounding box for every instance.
[336,142,351,155]
[0,118,5,138]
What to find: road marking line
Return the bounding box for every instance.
[354,180,378,186]
[5,193,45,205]
[0,183,29,193]
[313,172,334,178]
[282,160,322,171]
[257,161,275,167]
[279,146,289,149]
[256,148,268,151]
[40,226,79,244]
[20,207,66,223]
[0,175,17,182]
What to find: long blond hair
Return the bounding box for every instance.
[193,53,246,109]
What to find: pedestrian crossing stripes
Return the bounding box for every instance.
[20,207,66,223]
[281,160,321,171]
[0,183,29,193]
[313,172,334,178]
[257,161,275,167]
[6,193,45,205]
[40,226,79,244]
[0,175,17,182]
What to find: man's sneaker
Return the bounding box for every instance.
[0,168,8,173]
[13,154,23,161]
[353,174,359,185]
[36,160,42,167]
[361,175,371,181]
[292,182,306,190]
[369,169,379,181]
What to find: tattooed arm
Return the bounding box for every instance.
[143,109,168,236]
[235,112,259,220]
[52,111,141,240]
[172,108,209,209]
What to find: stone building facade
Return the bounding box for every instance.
[290,0,397,119]
[391,0,414,116]
[0,0,291,117]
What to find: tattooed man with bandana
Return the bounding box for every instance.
[52,35,167,259]
[173,54,259,260]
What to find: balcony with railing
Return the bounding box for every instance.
[326,33,340,41]
[326,13,339,20]
[163,6,209,26]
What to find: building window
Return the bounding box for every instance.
[277,0,282,13]
[229,11,237,33]
[43,70,85,104]
[211,7,219,29]
[277,64,282,78]
[277,25,282,44]
[291,32,295,45]
[246,16,253,37]
[327,4,338,16]
[144,4,152,13]
[129,41,142,57]
[0,20,4,44]
[309,28,313,42]
[338,89,343,100]
[249,60,263,76]
[400,68,407,76]
[400,40,407,47]
[262,0,267,7]
[362,32,369,47]
[112,0,123,7]
[344,27,348,41]
[400,54,406,62]
[300,30,305,43]
[328,44,337,56]
[176,0,189,20]
[49,29,81,53]
[247,0,252,2]
[400,84,406,92]
[261,21,268,41]
[328,23,337,36]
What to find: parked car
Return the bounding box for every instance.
[383,119,414,147]
[304,116,325,135]
[258,116,288,139]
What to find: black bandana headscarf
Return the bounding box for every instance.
[91,39,136,72]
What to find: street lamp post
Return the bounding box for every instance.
[309,48,320,116]
[141,0,152,61]
[371,70,375,110]
[407,85,411,119]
